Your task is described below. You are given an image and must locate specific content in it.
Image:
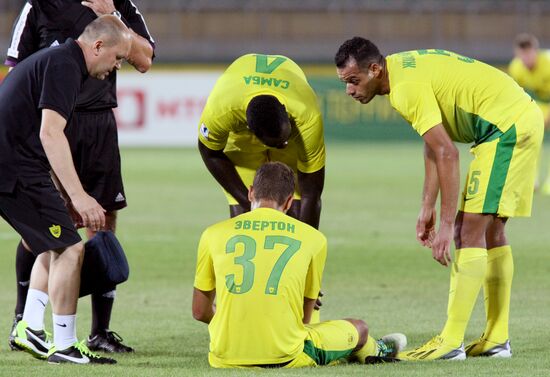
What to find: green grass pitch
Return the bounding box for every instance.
[0,143,549,376]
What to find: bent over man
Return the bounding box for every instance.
[335,37,543,360]
[5,0,154,353]
[198,53,325,229]
[0,15,131,364]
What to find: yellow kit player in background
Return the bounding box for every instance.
[192,162,406,368]
[509,33,550,194]
[335,37,543,361]
[197,53,325,229]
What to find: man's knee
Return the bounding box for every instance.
[52,242,85,264]
[345,318,368,349]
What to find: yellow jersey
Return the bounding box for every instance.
[194,207,327,367]
[198,54,325,173]
[509,50,550,104]
[387,49,533,143]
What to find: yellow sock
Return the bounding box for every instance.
[440,248,487,346]
[483,245,513,343]
[352,336,378,363]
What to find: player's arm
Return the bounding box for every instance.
[198,140,250,210]
[417,142,439,247]
[303,297,316,324]
[192,288,216,324]
[422,124,459,267]
[40,109,105,231]
[81,0,153,72]
[5,0,39,71]
[297,168,325,229]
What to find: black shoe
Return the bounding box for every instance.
[87,330,134,353]
[8,314,23,351]
[47,341,117,364]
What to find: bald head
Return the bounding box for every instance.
[77,15,132,80]
[78,14,130,47]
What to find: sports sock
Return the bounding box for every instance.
[15,241,36,316]
[22,288,48,330]
[53,314,77,351]
[353,336,379,363]
[482,245,513,343]
[91,289,116,335]
[440,248,488,346]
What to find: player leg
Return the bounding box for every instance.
[466,104,542,358]
[465,216,513,358]
[1,180,115,364]
[284,319,406,368]
[70,110,133,353]
[8,240,36,350]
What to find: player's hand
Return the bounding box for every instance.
[416,206,436,247]
[314,291,324,311]
[71,192,106,231]
[66,201,85,229]
[431,224,453,267]
[81,0,116,16]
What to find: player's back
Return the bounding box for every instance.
[201,207,326,367]
[387,50,532,143]
[202,54,320,131]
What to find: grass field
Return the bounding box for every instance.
[0,143,549,376]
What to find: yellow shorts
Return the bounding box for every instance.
[460,102,544,217]
[224,143,302,205]
[284,320,359,368]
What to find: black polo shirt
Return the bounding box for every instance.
[5,0,155,110]
[0,38,87,193]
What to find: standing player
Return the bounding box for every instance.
[0,15,131,364]
[192,162,406,368]
[335,37,543,360]
[5,0,154,353]
[509,33,550,194]
[198,53,325,229]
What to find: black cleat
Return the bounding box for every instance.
[87,330,134,353]
[47,341,117,364]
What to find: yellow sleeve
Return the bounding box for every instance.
[304,236,327,299]
[390,82,442,136]
[193,229,216,291]
[198,104,232,151]
[296,113,326,173]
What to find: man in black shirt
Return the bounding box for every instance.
[5,0,154,353]
[0,15,131,364]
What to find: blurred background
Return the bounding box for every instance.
[1,0,549,145]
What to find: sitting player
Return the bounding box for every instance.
[192,162,406,368]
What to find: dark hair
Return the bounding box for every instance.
[246,95,289,141]
[252,162,295,206]
[514,33,539,50]
[335,37,383,69]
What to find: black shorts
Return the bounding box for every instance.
[0,179,82,255]
[66,109,127,212]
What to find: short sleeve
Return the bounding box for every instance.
[198,104,231,151]
[5,1,38,67]
[38,59,81,120]
[304,235,327,300]
[389,82,442,136]
[194,229,216,291]
[296,113,326,173]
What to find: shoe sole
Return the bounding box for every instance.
[14,338,48,360]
